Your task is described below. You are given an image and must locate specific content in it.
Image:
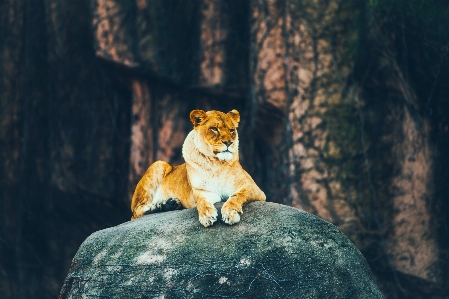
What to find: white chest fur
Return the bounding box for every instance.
[188,166,235,201]
[182,130,239,201]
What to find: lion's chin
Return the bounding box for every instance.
[216,151,233,161]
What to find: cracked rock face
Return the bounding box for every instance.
[60,202,384,299]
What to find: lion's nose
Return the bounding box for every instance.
[222,140,233,147]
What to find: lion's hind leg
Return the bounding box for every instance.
[131,161,172,220]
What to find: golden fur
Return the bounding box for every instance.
[131,109,266,227]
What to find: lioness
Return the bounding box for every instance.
[131,109,266,227]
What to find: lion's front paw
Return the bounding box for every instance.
[221,204,241,225]
[198,206,218,227]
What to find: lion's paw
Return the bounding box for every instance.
[143,202,161,215]
[221,205,241,225]
[161,198,182,211]
[198,206,218,227]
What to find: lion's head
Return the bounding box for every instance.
[189,109,240,161]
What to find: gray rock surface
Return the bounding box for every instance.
[59,202,384,299]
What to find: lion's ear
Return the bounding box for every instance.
[190,110,207,127]
[227,109,240,127]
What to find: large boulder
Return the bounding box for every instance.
[59,202,384,298]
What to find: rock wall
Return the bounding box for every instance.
[1,1,448,298]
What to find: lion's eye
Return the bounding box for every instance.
[210,127,218,133]
[229,128,235,135]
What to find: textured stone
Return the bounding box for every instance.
[60,202,384,298]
